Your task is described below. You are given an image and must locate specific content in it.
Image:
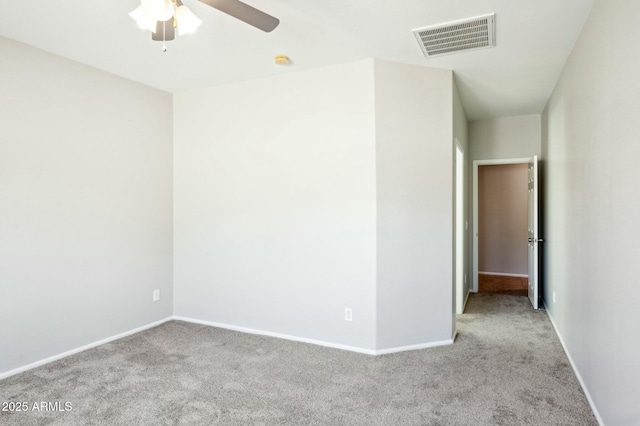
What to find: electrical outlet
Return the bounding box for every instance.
[552,291,556,304]
[153,289,160,302]
[344,308,353,322]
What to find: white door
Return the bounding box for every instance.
[527,155,540,309]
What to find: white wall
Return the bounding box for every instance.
[175,59,458,352]
[0,38,173,375]
[542,0,640,424]
[173,60,378,350]
[469,114,541,161]
[375,60,454,348]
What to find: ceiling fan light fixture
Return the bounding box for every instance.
[142,0,174,22]
[130,0,202,45]
[129,5,158,32]
[129,0,280,50]
[175,5,203,35]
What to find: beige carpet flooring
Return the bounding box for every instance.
[0,293,597,425]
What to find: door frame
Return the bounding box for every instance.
[455,141,465,314]
[472,158,531,293]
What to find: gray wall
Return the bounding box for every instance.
[173,60,379,350]
[0,38,174,375]
[0,43,461,371]
[469,115,541,161]
[375,60,455,349]
[174,59,458,352]
[541,0,640,424]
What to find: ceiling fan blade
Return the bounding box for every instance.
[199,0,280,32]
[152,19,176,41]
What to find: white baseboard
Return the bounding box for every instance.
[173,316,453,356]
[478,271,528,278]
[173,315,377,355]
[543,303,604,426]
[0,317,172,381]
[1,315,457,381]
[375,339,453,355]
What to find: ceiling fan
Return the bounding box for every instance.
[130,0,279,47]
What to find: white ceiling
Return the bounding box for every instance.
[0,0,595,120]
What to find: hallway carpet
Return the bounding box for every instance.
[0,294,597,425]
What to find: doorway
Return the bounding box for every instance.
[472,158,533,300]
